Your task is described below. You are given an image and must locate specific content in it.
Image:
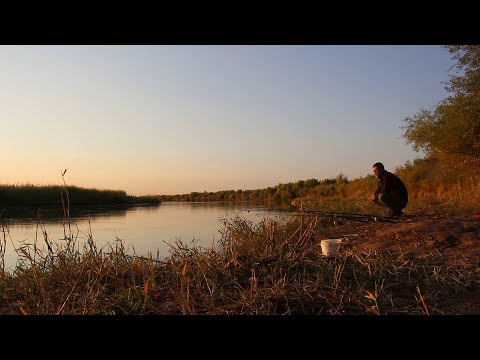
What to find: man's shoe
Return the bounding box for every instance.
[386,209,403,217]
[392,209,403,217]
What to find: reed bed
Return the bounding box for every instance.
[0,213,478,315]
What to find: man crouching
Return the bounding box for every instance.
[370,162,408,217]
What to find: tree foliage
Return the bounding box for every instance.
[445,45,480,96]
[402,45,480,161]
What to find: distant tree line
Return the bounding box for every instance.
[158,174,350,204]
[0,184,161,207]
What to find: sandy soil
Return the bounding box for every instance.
[315,210,480,267]
[312,210,480,314]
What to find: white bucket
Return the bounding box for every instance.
[320,239,342,257]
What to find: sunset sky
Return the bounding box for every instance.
[0,45,454,195]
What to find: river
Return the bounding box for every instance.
[0,202,292,271]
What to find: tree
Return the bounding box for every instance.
[402,46,480,162]
[445,45,480,96]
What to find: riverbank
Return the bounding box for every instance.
[1,209,478,315]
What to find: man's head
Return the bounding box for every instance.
[372,162,384,179]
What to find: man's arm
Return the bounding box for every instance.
[371,180,382,203]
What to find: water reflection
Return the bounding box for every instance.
[0,202,290,271]
[0,204,163,225]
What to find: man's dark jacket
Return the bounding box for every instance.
[374,170,408,204]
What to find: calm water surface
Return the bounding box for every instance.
[1,202,291,271]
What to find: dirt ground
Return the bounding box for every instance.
[315,210,480,267]
[312,210,480,314]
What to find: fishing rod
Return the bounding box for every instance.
[288,210,395,223]
[240,207,395,223]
